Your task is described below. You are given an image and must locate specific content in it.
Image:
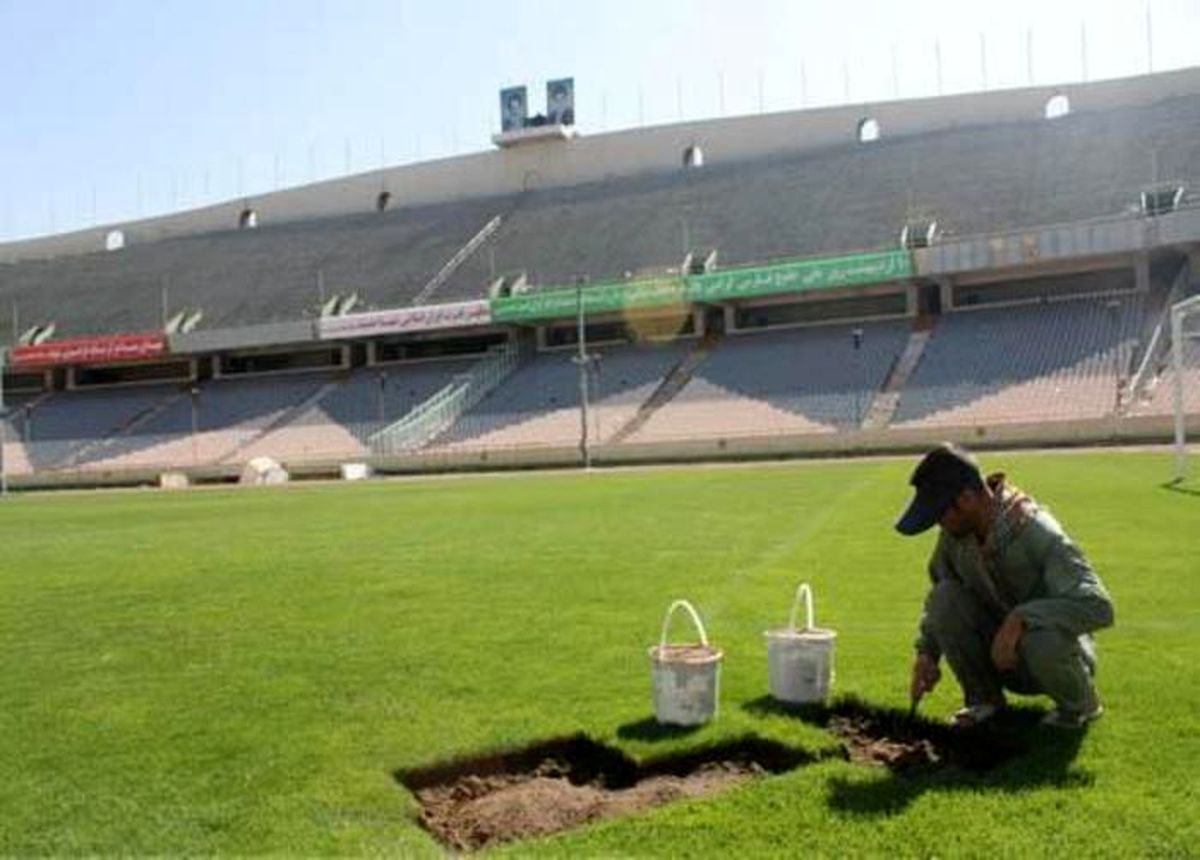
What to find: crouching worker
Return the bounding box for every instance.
[895,444,1114,729]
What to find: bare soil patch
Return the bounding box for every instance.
[398,702,1027,850]
[397,735,811,851]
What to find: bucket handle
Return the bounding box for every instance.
[659,599,710,649]
[787,583,816,632]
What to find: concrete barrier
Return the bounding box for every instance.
[5,413,1187,491]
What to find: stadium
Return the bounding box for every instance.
[2,28,1199,858]
[2,66,1199,487]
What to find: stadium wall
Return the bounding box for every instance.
[366,415,1180,472]
[169,320,318,354]
[918,208,1200,277]
[3,67,1199,264]
[4,414,1183,491]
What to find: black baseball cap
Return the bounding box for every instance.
[895,443,984,536]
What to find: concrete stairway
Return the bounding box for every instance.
[608,333,720,444]
[862,325,933,429]
[217,378,346,463]
[65,388,189,468]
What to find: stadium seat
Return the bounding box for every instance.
[891,295,1144,427]
[630,319,910,442]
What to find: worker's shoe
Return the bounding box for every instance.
[1042,694,1104,730]
[950,701,1003,729]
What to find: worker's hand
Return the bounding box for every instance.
[911,652,941,700]
[990,613,1026,672]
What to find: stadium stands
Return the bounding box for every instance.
[2,289,1165,476]
[15,385,182,470]
[0,198,515,336]
[0,290,1182,477]
[3,94,1200,338]
[33,358,483,470]
[76,374,330,470]
[444,94,1200,297]
[430,341,692,450]
[629,319,912,442]
[1133,335,1200,416]
[1,399,33,475]
[2,73,1199,484]
[891,295,1144,427]
[1,440,31,476]
[238,359,478,461]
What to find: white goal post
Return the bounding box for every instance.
[1171,295,1200,483]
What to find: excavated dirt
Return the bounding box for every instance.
[398,703,1027,850]
[398,735,810,852]
[825,702,1026,775]
[831,714,944,772]
[414,760,759,851]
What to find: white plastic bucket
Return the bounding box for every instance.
[764,583,836,704]
[648,600,723,726]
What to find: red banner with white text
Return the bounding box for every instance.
[10,333,167,368]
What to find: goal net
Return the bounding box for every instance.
[1170,295,1200,482]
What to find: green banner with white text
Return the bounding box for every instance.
[489,250,912,323]
[490,276,687,323]
[686,250,912,303]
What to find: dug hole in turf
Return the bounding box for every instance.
[823,699,1028,773]
[396,701,1028,851]
[398,735,810,851]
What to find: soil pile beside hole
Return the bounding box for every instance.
[398,735,808,851]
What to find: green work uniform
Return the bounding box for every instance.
[915,474,1115,712]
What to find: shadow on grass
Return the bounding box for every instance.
[1160,479,1200,497]
[742,694,1092,817]
[615,716,704,742]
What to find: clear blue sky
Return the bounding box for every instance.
[1,0,1197,242]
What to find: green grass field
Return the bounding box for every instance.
[1,451,1197,856]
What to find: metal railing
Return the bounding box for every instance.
[368,341,524,455]
[410,215,504,307]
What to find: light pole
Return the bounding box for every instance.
[852,328,864,427]
[1105,299,1122,412]
[574,277,592,469]
[189,385,200,465]
[376,371,387,426]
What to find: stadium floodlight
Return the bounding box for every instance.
[18,323,55,346]
[165,307,206,334]
[181,308,204,333]
[899,219,939,250]
[682,249,718,275]
[1170,294,1200,482]
[164,309,188,334]
[1141,185,1185,217]
[488,272,529,300]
